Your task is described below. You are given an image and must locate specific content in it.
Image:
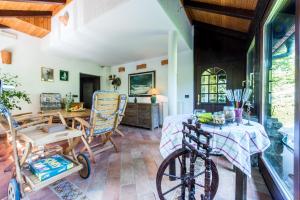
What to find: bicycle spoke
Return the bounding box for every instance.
[162,183,183,196]
[193,170,205,178]
[163,173,183,180]
[195,183,204,188]
[178,156,183,167]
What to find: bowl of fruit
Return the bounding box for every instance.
[196,112,213,124]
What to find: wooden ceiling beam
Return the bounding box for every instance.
[183,0,255,20]
[0,10,52,17]
[0,17,50,37]
[248,0,271,40]
[0,24,9,28]
[0,0,66,5]
[193,21,248,40]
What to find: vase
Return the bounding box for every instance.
[224,106,235,123]
[151,95,157,104]
[235,108,243,124]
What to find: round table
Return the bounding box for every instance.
[160,114,271,200]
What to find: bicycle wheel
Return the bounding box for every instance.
[156,148,219,200]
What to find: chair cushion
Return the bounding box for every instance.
[0,103,19,128]
[85,127,113,136]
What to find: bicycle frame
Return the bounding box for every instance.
[182,121,213,200]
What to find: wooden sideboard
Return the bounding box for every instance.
[121,103,159,130]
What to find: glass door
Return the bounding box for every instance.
[262,0,295,199]
[246,38,259,121]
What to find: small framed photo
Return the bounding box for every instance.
[60,70,69,81]
[41,67,54,82]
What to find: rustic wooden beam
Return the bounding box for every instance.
[0,0,66,4]
[193,21,248,40]
[183,0,254,20]
[248,0,271,41]
[0,24,9,28]
[0,10,52,17]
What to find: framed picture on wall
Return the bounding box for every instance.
[41,67,54,82]
[128,71,155,97]
[60,70,69,81]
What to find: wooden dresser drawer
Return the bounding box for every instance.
[126,103,138,110]
[138,104,151,111]
[121,103,159,130]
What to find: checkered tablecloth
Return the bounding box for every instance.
[160,114,271,177]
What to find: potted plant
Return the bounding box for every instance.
[0,73,31,110]
[0,73,31,165]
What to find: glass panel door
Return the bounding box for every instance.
[262,0,295,199]
[246,38,259,121]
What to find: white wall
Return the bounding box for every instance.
[177,50,194,114]
[111,55,168,102]
[0,32,110,114]
[110,49,194,118]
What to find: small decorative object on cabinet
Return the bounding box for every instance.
[148,88,159,104]
[121,103,159,130]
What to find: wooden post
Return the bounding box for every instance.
[294,0,300,198]
[235,166,247,200]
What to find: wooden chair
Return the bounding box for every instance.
[114,94,128,137]
[73,91,127,163]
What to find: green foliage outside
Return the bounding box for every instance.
[270,44,295,128]
[0,73,31,110]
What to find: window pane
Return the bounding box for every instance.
[262,1,295,198]
[201,94,208,103]
[200,67,227,104]
[218,94,226,103]
[209,94,217,103]
[201,85,208,93]
[218,74,227,83]
[218,84,226,94]
[210,75,217,84]
[203,70,210,75]
[210,85,217,93]
[201,76,209,84]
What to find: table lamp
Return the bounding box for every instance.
[148,88,159,104]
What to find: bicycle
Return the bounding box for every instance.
[156,120,219,200]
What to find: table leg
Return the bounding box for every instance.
[169,158,176,181]
[235,166,247,200]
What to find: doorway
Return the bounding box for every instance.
[80,73,100,108]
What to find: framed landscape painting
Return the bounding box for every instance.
[128,71,155,96]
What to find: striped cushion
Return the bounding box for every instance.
[85,127,113,136]
[0,103,19,128]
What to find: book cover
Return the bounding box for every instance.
[29,154,74,181]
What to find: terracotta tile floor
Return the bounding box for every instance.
[0,126,273,200]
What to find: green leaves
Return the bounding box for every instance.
[0,73,31,110]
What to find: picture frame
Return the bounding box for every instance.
[128,71,156,97]
[41,67,54,82]
[60,70,69,81]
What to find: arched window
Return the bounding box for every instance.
[200,67,227,103]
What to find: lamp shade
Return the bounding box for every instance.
[148,88,159,95]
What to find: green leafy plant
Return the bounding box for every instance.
[0,73,31,110]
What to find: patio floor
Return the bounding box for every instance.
[0,126,272,200]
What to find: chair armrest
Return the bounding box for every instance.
[73,117,90,128]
